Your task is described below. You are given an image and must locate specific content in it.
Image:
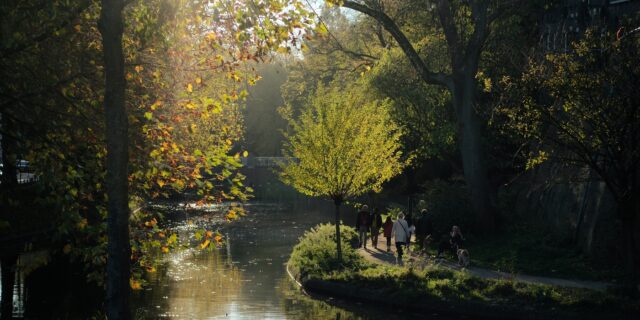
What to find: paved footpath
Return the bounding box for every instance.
[358,236,615,292]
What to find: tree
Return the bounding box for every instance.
[280,84,406,261]
[328,0,531,232]
[500,30,640,281]
[98,0,130,318]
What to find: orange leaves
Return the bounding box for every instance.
[130,278,142,290]
[144,218,157,228]
[198,229,223,249]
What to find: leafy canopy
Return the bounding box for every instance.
[280,84,407,202]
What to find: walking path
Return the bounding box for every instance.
[358,236,615,292]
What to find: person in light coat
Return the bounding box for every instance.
[392,212,410,265]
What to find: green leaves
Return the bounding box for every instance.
[280,84,407,201]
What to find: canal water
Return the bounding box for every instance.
[131,200,417,319]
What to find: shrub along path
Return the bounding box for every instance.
[360,236,615,292]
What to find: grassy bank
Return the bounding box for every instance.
[464,225,627,282]
[288,224,639,319]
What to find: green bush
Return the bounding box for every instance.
[288,223,365,281]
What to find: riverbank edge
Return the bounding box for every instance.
[285,262,634,320]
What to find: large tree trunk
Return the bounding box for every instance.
[0,255,18,320]
[452,76,496,233]
[0,115,18,189]
[618,196,640,287]
[334,199,343,263]
[98,0,131,319]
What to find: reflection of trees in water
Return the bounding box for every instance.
[168,251,243,312]
[133,244,243,318]
[277,277,362,320]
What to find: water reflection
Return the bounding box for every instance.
[132,201,409,319]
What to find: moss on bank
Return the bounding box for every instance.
[288,224,640,319]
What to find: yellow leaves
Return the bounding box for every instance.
[77,218,88,230]
[243,150,249,157]
[188,123,197,134]
[206,32,217,41]
[526,150,549,170]
[144,112,153,120]
[225,139,233,146]
[200,239,211,249]
[315,23,328,36]
[195,77,202,85]
[130,278,142,290]
[187,83,193,93]
[134,65,144,73]
[74,25,82,33]
[226,72,241,82]
[226,210,237,220]
[157,179,165,187]
[476,71,492,92]
[150,100,162,111]
[214,235,223,244]
[184,101,196,109]
[167,233,177,245]
[161,246,169,253]
[483,78,493,93]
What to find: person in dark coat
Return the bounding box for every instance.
[382,216,393,252]
[437,225,465,258]
[369,208,383,249]
[355,205,370,249]
[415,209,433,250]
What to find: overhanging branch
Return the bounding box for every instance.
[341,0,452,89]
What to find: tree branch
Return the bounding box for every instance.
[341,0,452,88]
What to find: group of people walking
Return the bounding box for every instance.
[354,205,416,263]
[355,205,466,265]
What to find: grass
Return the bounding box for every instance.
[289,224,640,319]
[320,263,638,317]
[463,225,627,282]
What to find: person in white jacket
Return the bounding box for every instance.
[392,213,410,264]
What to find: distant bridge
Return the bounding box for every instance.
[241,157,292,169]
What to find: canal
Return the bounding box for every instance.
[131,200,417,319]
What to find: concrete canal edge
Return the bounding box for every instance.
[284,264,619,320]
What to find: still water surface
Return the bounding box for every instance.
[132,201,422,319]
